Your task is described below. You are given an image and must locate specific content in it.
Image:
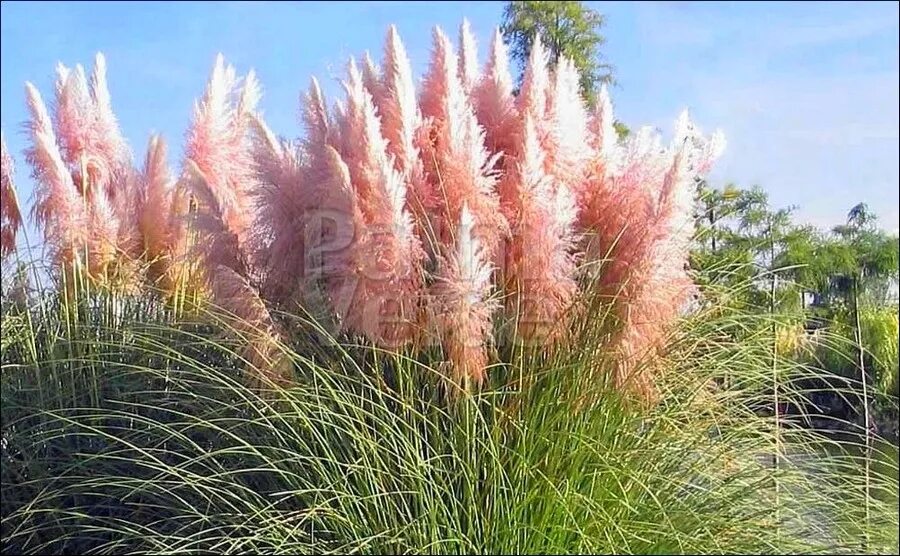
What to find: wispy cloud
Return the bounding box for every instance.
[621,1,899,231]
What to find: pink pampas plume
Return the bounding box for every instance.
[182,159,246,279]
[416,27,463,212]
[419,27,458,125]
[492,32,553,224]
[672,109,727,179]
[54,63,70,97]
[54,57,131,200]
[315,143,371,334]
[86,181,120,275]
[184,54,261,266]
[53,63,122,275]
[136,134,189,289]
[581,84,620,223]
[496,47,588,295]
[89,54,132,188]
[331,58,424,347]
[89,54,141,260]
[416,28,456,236]
[458,19,479,95]
[377,26,423,171]
[430,203,497,386]
[375,26,433,250]
[516,33,551,128]
[588,84,618,162]
[249,109,311,306]
[303,77,333,151]
[581,108,725,400]
[332,99,347,140]
[138,134,175,263]
[25,82,88,269]
[1,132,22,259]
[54,64,97,187]
[604,150,691,399]
[472,28,519,159]
[504,114,578,345]
[545,56,591,201]
[298,78,365,303]
[419,27,506,260]
[361,51,383,103]
[49,55,137,273]
[182,83,293,385]
[209,263,294,390]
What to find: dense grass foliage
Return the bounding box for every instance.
[2,280,897,555]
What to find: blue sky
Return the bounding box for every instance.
[2,0,898,238]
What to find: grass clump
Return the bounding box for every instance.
[2,281,897,555]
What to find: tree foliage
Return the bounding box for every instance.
[501,0,614,105]
[692,183,899,405]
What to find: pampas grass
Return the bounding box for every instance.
[11,21,732,393]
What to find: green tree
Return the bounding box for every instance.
[501,1,614,105]
[612,121,630,140]
[830,203,899,306]
[829,205,898,406]
[691,182,781,309]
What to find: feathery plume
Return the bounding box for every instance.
[605,150,690,400]
[583,83,620,215]
[672,109,727,178]
[86,181,120,275]
[54,63,70,97]
[209,264,293,390]
[361,51,382,103]
[416,28,457,239]
[420,27,506,260]
[137,134,185,288]
[300,79,364,307]
[472,28,518,157]
[458,19,479,94]
[504,115,578,345]
[46,54,136,276]
[377,26,416,143]
[182,159,246,279]
[546,56,591,199]
[54,57,131,200]
[377,26,433,245]
[517,33,551,123]
[304,77,332,151]
[316,144,370,334]
[430,204,497,385]
[250,111,312,306]
[332,57,424,346]
[89,53,131,189]
[25,82,88,269]
[1,133,22,259]
[493,32,554,226]
[419,27,458,124]
[184,54,260,268]
[581,108,724,400]
[54,64,95,184]
[88,54,137,276]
